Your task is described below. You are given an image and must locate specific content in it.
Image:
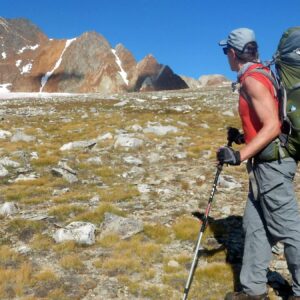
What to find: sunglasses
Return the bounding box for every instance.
[223,47,229,55]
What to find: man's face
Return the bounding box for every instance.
[224,47,238,72]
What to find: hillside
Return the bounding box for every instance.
[0,86,295,299]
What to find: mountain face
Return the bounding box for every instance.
[0,17,188,93]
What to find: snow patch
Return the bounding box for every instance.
[40,38,76,92]
[17,44,39,54]
[21,63,32,75]
[1,52,6,59]
[0,83,11,93]
[16,60,22,67]
[111,49,129,85]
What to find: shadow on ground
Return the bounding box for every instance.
[192,212,292,299]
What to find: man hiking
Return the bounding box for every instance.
[217,28,300,300]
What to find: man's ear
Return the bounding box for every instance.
[228,48,236,58]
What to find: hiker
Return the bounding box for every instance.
[217,28,300,300]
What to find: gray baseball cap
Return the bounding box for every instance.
[219,28,256,51]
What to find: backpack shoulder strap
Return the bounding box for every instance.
[239,67,280,104]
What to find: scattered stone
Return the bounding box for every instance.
[137,184,151,193]
[51,162,78,183]
[114,134,143,149]
[0,129,12,139]
[11,130,36,142]
[201,150,212,159]
[173,152,187,159]
[123,156,143,166]
[96,132,113,141]
[14,173,39,182]
[222,110,234,117]
[130,124,143,132]
[200,123,210,129]
[86,157,102,165]
[167,260,180,268]
[15,243,31,254]
[143,124,178,136]
[53,222,96,245]
[60,140,97,151]
[0,164,8,177]
[218,175,242,190]
[30,152,39,160]
[100,213,144,239]
[0,202,18,216]
[147,152,162,163]
[89,195,100,205]
[52,188,70,196]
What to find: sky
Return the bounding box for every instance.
[1,0,300,81]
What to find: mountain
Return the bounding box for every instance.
[0,17,188,93]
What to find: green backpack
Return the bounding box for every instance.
[274,27,300,160]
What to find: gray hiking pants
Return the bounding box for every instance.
[240,157,300,296]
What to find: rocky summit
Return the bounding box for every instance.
[0,85,297,299]
[0,17,190,94]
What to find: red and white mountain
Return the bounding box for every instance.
[0,17,188,93]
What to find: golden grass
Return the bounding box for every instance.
[96,185,140,202]
[59,254,85,272]
[172,216,199,241]
[30,234,53,251]
[96,233,121,248]
[144,223,172,244]
[0,245,22,267]
[7,219,46,241]
[0,262,32,298]
[48,204,86,221]
[94,235,162,277]
[72,203,125,224]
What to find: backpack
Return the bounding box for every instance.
[273,27,300,160]
[237,27,300,160]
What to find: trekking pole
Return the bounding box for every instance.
[182,141,231,300]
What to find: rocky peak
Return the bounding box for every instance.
[0,17,47,56]
[0,17,190,94]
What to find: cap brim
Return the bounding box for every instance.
[218,39,227,47]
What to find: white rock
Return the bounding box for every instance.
[60,140,96,151]
[89,195,100,205]
[96,132,113,141]
[114,100,128,107]
[0,129,12,139]
[123,156,143,166]
[11,130,36,142]
[30,152,39,160]
[100,213,143,239]
[218,175,241,190]
[200,123,210,129]
[0,165,8,177]
[131,124,143,132]
[86,157,102,165]
[114,135,143,149]
[167,260,180,268]
[53,222,96,245]
[137,184,151,193]
[0,157,21,168]
[147,152,162,163]
[52,188,70,196]
[0,202,18,216]
[143,125,178,136]
[222,110,234,117]
[173,152,187,159]
[14,173,39,182]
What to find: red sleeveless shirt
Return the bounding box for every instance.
[238,63,279,144]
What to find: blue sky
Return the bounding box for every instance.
[1,0,300,80]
